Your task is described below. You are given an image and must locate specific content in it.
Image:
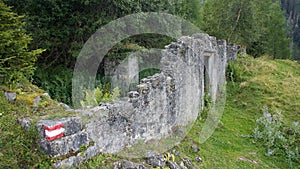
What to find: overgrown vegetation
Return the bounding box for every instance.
[0,86,77,168]
[33,66,73,105]
[0,1,43,86]
[80,86,120,107]
[252,107,299,168]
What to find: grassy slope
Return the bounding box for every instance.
[0,56,299,168]
[0,84,77,168]
[175,56,300,169]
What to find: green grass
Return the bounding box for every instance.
[0,85,78,168]
[0,56,299,168]
[173,55,300,168]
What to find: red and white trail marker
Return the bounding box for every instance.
[44,124,65,141]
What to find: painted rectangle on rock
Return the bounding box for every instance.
[44,124,64,141]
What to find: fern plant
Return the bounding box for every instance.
[80,85,120,107]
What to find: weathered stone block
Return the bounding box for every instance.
[40,131,89,158]
[37,117,82,138]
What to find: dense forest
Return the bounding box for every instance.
[281,0,300,60]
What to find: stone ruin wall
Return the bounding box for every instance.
[34,33,237,168]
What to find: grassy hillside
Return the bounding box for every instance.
[0,55,299,168]
[175,55,300,169]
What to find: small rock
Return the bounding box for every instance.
[146,154,165,168]
[128,91,139,98]
[183,158,196,169]
[196,156,202,163]
[238,156,258,165]
[166,161,181,169]
[179,161,188,169]
[58,102,71,110]
[53,156,83,168]
[113,160,148,169]
[33,96,41,106]
[42,93,50,98]
[137,84,149,94]
[173,151,181,156]
[192,144,199,153]
[17,118,31,130]
[4,92,16,102]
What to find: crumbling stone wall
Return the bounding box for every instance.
[35,33,237,168]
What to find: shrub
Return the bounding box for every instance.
[33,66,73,106]
[252,107,300,168]
[0,1,44,86]
[80,85,120,107]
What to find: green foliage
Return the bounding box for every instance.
[0,1,44,86]
[80,85,120,107]
[199,90,212,121]
[79,153,120,169]
[200,0,254,46]
[0,92,52,168]
[200,0,290,58]
[139,68,160,81]
[226,54,255,82]
[226,54,254,82]
[251,0,291,59]
[33,66,73,106]
[4,0,202,104]
[4,0,201,68]
[252,107,299,168]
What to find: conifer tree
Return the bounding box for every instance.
[0,1,44,85]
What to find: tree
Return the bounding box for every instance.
[250,0,290,58]
[0,1,44,85]
[199,0,255,47]
[199,0,290,59]
[263,1,291,58]
[4,0,202,68]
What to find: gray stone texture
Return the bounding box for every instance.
[17,118,31,130]
[113,160,149,169]
[4,92,16,102]
[33,96,41,106]
[40,131,89,158]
